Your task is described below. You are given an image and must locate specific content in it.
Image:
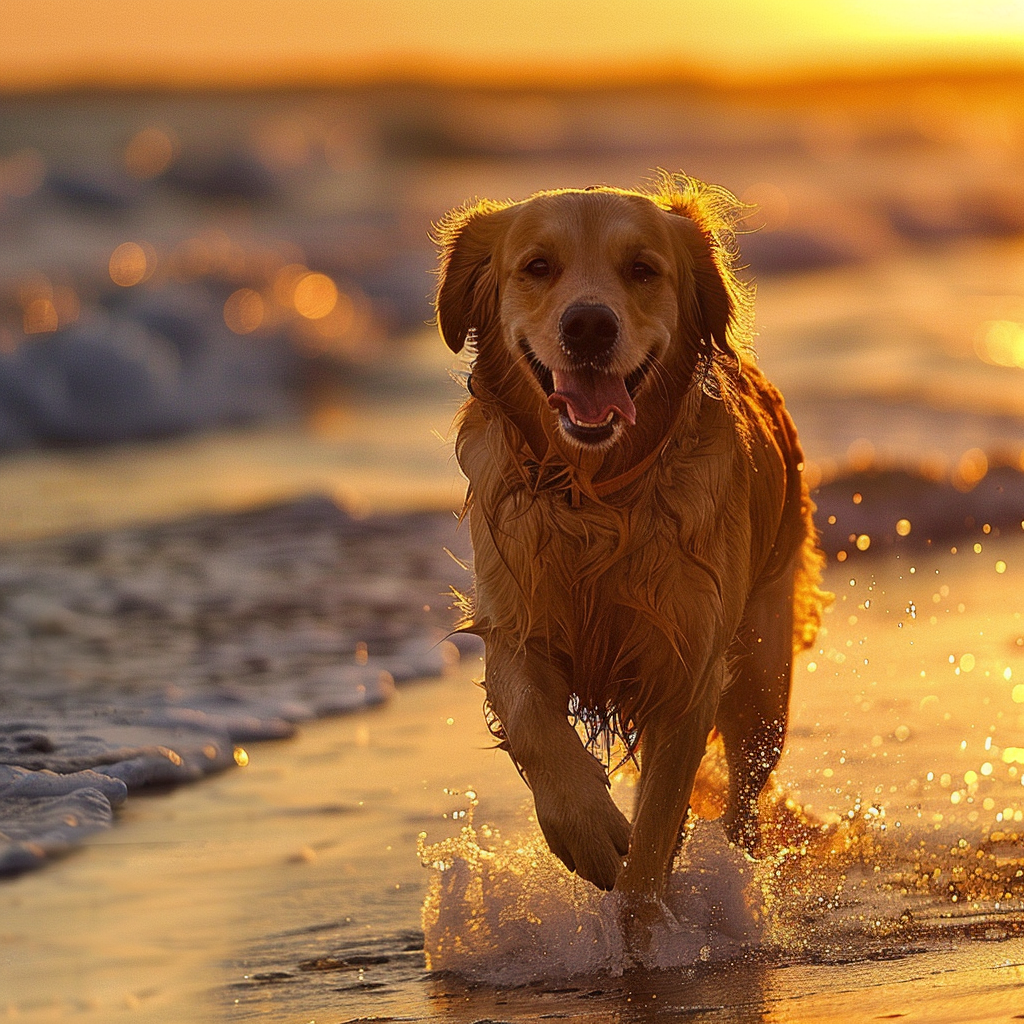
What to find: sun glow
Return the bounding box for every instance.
[3,0,1022,90]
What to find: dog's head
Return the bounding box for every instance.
[435,179,746,449]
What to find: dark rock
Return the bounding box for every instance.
[740,229,866,275]
[162,149,280,202]
[814,465,1024,556]
[45,166,144,211]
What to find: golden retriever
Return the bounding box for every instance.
[434,173,826,930]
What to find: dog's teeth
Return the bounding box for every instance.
[571,410,616,429]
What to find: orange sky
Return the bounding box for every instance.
[3,0,1024,90]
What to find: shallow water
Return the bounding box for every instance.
[215,543,1024,1022]
[2,528,1024,1021]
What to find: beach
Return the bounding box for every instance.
[4,685,1024,1024]
[2,354,1023,1019]
[2,76,1024,1021]
[2,518,1023,1021]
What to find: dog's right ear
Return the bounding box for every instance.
[434,200,512,354]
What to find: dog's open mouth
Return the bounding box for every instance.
[520,341,653,444]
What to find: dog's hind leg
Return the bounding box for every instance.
[717,569,795,854]
[482,638,632,891]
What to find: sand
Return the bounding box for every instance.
[4,652,1024,1023]
[2,335,1024,1019]
[2,489,1023,1021]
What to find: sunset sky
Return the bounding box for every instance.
[4,0,1024,90]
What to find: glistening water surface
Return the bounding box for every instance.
[216,539,1024,1022]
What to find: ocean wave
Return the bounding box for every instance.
[0,496,471,876]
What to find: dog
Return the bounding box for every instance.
[434,173,826,922]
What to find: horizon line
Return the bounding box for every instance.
[2,51,1023,98]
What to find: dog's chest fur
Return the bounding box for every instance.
[457,394,776,717]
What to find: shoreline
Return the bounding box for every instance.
[0,495,472,878]
[3,449,1023,878]
[1,493,1023,1019]
[5,653,1024,1022]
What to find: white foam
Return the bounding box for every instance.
[420,815,761,983]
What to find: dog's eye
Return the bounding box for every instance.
[524,258,550,278]
[631,261,657,282]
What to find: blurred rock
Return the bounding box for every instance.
[740,228,867,275]
[814,465,1024,556]
[885,188,1024,243]
[162,148,280,202]
[45,166,145,212]
[0,288,298,450]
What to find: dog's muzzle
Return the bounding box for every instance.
[548,303,636,439]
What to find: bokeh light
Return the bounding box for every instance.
[16,277,80,335]
[952,448,988,492]
[293,272,339,320]
[975,320,1024,369]
[846,438,876,473]
[108,241,154,287]
[22,298,58,335]
[223,288,265,334]
[124,126,177,179]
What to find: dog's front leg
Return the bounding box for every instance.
[483,639,631,891]
[614,671,721,949]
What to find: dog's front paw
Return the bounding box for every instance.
[533,774,631,891]
[615,891,680,964]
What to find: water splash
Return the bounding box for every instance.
[420,741,1024,983]
[419,814,759,983]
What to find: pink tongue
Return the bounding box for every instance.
[548,367,636,427]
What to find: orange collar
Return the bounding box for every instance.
[513,409,692,508]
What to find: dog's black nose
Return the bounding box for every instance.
[558,304,619,364]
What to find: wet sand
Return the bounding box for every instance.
[0,663,523,1022]
[4,533,1024,1021]
[4,673,1023,1023]
[2,333,1024,1019]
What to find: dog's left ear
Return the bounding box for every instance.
[434,200,512,354]
[666,213,736,361]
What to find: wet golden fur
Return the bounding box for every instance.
[435,174,827,921]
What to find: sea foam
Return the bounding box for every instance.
[419,810,761,984]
